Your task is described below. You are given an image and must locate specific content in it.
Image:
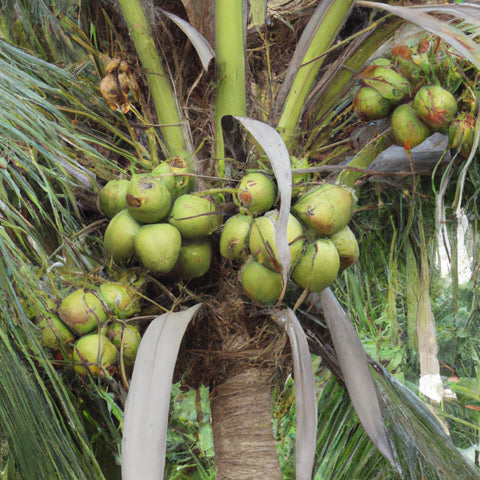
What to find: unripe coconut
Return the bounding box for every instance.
[99,179,130,218]
[353,87,391,121]
[38,313,75,349]
[240,259,283,305]
[134,223,182,273]
[391,104,431,148]
[58,289,108,334]
[99,282,140,319]
[292,184,355,237]
[104,209,141,262]
[220,214,253,261]
[72,334,117,376]
[361,65,411,104]
[291,156,311,196]
[329,226,359,270]
[126,174,172,223]
[249,211,304,271]
[151,161,176,195]
[235,172,276,216]
[173,238,212,279]
[169,195,222,239]
[413,85,457,130]
[449,112,475,158]
[291,238,340,292]
[105,322,141,367]
[168,157,193,196]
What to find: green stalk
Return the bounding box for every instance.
[117,0,190,160]
[214,0,247,176]
[276,0,353,148]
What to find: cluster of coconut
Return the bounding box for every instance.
[100,157,221,280]
[353,51,471,155]
[37,281,141,376]
[220,172,359,305]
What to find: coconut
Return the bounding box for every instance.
[220,214,253,261]
[291,156,311,196]
[72,334,117,376]
[240,259,283,305]
[151,161,176,195]
[329,226,359,270]
[168,156,193,196]
[169,194,222,239]
[99,179,130,218]
[126,173,172,223]
[391,103,431,148]
[134,223,182,273]
[104,322,141,367]
[449,112,475,158]
[104,209,141,262]
[99,282,140,319]
[291,238,340,292]
[361,65,411,104]
[248,211,304,271]
[353,87,391,121]
[173,238,212,279]
[38,313,75,349]
[292,184,355,237]
[58,288,108,334]
[235,172,276,216]
[413,85,457,130]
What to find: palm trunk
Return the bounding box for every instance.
[210,367,281,479]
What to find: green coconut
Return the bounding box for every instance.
[361,65,411,104]
[291,156,311,197]
[169,194,222,239]
[219,214,254,261]
[240,259,283,305]
[292,184,355,237]
[249,211,304,271]
[449,112,475,158]
[391,103,431,148]
[235,172,276,216]
[134,223,182,273]
[413,85,457,130]
[104,209,142,262]
[173,238,212,279]
[72,333,117,376]
[353,86,391,121]
[291,238,340,292]
[329,226,359,270]
[58,288,108,334]
[99,179,130,218]
[151,161,176,195]
[38,313,75,349]
[99,282,140,319]
[126,173,172,223]
[105,322,141,367]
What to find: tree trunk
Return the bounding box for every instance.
[210,367,281,480]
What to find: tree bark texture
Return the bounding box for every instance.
[210,367,281,480]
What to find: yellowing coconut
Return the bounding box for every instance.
[248,210,304,271]
[353,86,391,121]
[134,223,182,274]
[240,259,283,305]
[220,214,253,261]
[235,172,276,215]
[38,313,75,349]
[291,238,340,292]
[329,226,359,270]
[104,209,142,262]
[99,282,140,319]
[105,322,141,367]
[413,85,457,130]
[99,179,130,218]
[58,288,108,334]
[169,195,222,239]
[126,174,172,223]
[391,103,431,148]
[72,333,117,376]
[292,184,355,237]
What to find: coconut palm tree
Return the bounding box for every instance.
[1,1,480,479]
